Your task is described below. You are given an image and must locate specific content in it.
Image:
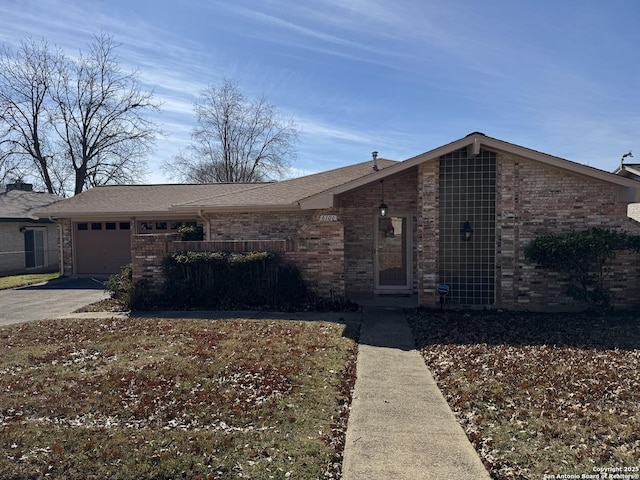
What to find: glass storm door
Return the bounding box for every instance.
[24,228,46,269]
[375,215,410,292]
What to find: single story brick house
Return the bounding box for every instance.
[38,133,640,309]
[0,182,61,276]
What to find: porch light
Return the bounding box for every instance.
[379,180,388,217]
[461,220,473,241]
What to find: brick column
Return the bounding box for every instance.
[416,162,438,306]
[131,233,180,294]
[59,218,74,276]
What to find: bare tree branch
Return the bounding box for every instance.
[0,34,160,196]
[164,79,297,183]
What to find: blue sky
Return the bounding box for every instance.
[2,0,639,182]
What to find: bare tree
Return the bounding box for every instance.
[0,34,159,196]
[165,80,297,183]
[0,38,63,193]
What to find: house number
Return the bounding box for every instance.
[319,215,338,222]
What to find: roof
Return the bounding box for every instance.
[37,132,640,218]
[0,190,61,221]
[37,159,397,217]
[614,163,640,181]
[300,132,640,208]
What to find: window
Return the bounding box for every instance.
[155,222,167,230]
[24,228,46,269]
[119,222,131,230]
[91,222,102,230]
[106,222,116,230]
[77,223,88,231]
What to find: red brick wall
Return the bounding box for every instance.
[414,153,640,309]
[131,233,180,294]
[208,211,314,240]
[497,154,640,309]
[284,216,345,297]
[130,213,345,299]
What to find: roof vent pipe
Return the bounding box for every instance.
[372,151,379,171]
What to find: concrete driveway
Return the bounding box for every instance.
[0,277,109,326]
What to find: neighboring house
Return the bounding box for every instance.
[614,161,640,222]
[38,133,640,309]
[0,182,61,276]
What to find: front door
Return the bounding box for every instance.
[374,215,411,292]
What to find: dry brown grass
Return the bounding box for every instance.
[408,309,640,480]
[0,316,358,479]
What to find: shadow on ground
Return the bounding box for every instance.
[20,277,106,291]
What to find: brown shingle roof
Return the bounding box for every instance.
[173,159,397,209]
[37,159,397,217]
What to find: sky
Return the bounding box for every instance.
[1,0,639,183]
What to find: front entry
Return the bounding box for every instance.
[374,215,411,293]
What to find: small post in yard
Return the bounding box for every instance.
[437,284,449,310]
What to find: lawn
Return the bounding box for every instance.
[408,309,640,480]
[0,316,358,479]
[0,272,60,290]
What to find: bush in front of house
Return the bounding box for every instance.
[104,264,151,310]
[177,224,204,241]
[524,227,640,308]
[161,251,308,310]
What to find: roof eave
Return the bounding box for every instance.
[169,204,301,214]
[0,217,53,223]
[36,210,200,219]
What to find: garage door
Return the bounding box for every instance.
[75,221,131,275]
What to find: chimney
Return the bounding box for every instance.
[6,181,33,192]
[372,151,379,171]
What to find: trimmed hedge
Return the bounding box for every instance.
[161,251,308,309]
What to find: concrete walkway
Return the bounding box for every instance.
[342,307,491,480]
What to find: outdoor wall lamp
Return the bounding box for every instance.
[379,180,388,217]
[461,220,473,241]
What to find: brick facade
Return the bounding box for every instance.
[58,142,640,310]
[495,153,640,309]
[412,151,640,309]
[130,213,345,298]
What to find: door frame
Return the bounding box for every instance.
[373,213,412,294]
